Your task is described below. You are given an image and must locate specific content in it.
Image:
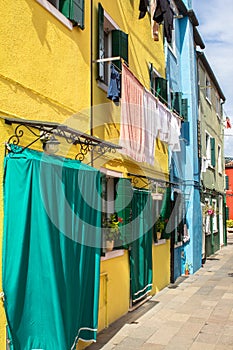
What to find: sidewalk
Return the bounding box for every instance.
[89,234,233,349]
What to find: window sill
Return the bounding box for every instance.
[97,80,108,93]
[167,45,177,60]
[101,249,125,261]
[154,239,166,246]
[205,97,212,106]
[36,0,73,30]
[174,241,183,248]
[207,165,215,171]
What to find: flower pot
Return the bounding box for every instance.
[152,193,163,201]
[157,231,162,240]
[185,269,189,275]
[106,240,114,252]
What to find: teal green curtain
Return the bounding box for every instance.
[3,148,102,350]
[160,187,171,239]
[130,189,153,303]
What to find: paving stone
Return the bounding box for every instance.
[87,234,233,350]
[189,342,215,350]
[141,344,165,349]
[146,326,180,345]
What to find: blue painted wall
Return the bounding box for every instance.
[179,15,202,274]
[166,1,202,279]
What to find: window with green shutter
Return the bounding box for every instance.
[97,4,128,83]
[98,3,105,81]
[47,0,85,28]
[225,175,229,190]
[226,206,229,220]
[181,121,190,145]
[155,77,168,104]
[210,137,216,167]
[181,98,188,120]
[112,30,128,70]
[171,92,182,115]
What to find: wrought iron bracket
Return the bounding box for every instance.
[2,116,121,162]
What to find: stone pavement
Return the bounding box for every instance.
[88,233,233,350]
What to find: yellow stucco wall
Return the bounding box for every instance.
[151,240,171,295]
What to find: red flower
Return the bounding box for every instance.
[118,217,123,223]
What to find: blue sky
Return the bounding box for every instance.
[192,0,233,156]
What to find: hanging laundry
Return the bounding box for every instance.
[150,0,159,41]
[107,64,121,103]
[138,0,149,19]
[153,0,174,44]
[119,64,145,163]
[157,101,169,142]
[168,115,181,152]
[143,89,161,165]
[225,116,232,129]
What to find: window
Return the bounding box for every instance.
[225,175,229,190]
[151,75,168,104]
[217,145,222,174]
[210,137,216,167]
[206,133,211,167]
[205,199,211,234]
[205,133,215,168]
[101,172,132,252]
[98,3,128,85]
[46,0,85,28]
[212,199,218,232]
[205,75,211,102]
[171,91,182,115]
[215,94,221,117]
[168,0,178,55]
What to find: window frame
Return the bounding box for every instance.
[36,0,73,30]
[212,199,218,233]
[205,74,212,104]
[98,5,129,90]
[37,0,85,30]
[217,144,222,174]
[100,169,126,254]
[215,93,221,119]
[205,132,211,168]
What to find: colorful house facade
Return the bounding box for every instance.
[165,0,205,280]
[225,161,233,220]
[197,51,226,260]
[0,1,181,349]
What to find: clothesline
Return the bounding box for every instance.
[98,56,183,120]
[119,63,181,166]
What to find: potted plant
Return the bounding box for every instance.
[155,217,167,240]
[185,261,192,275]
[203,204,215,216]
[103,214,123,251]
[227,219,233,232]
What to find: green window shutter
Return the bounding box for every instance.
[225,175,229,190]
[115,178,133,247]
[226,206,229,220]
[181,121,190,145]
[155,77,168,104]
[60,0,85,29]
[98,2,104,80]
[211,137,216,167]
[149,63,154,93]
[171,92,182,115]
[181,98,188,120]
[112,30,128,70]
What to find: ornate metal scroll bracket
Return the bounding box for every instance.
[2,116,121,162]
